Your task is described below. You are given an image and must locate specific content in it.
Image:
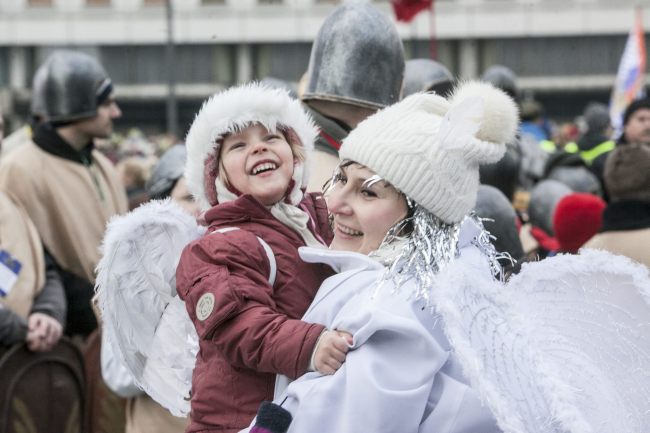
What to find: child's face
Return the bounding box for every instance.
[220,124,295,206]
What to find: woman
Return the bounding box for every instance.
[253,81,518,433]
[251,81,650,433]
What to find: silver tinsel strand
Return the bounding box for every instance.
[369,206,461,307]
[370,209,510,308]
[470,215,515,283]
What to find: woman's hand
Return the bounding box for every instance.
[25,312,63,352]
[313,330,353,375]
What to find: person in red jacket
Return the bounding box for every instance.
[176,83,352,433]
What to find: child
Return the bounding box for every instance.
[176,83,351,433]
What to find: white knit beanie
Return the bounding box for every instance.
[339,81,519,224]
[185,82,318,211]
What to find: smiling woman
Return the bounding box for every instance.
[326,162,409,255]
[246,80,650,433]
[246,80,520,433]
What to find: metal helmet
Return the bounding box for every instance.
[146,144,187,200]
[528,179,572,236]
[303,2,405,110]
[403,59,454,98]
[547,166,602,196]
[583,102,610,134]
[479,141,522,201]
[481,65,518,100]
[30,60,49,119]
[34,50,112,124]
[474,185,525,264]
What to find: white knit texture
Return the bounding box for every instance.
[339,81,518,223]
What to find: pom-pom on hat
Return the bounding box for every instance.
[339,81,519,224]
[553,193,606,254]
[184,82,318,211]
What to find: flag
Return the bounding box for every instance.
[391,0,432,23]
[610,9,646,133]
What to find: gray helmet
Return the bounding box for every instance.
[528,179,572,236]
[34,50,113,124]
[30,61,49,119]
[547,166,602,196]
[481,65,518,100]
[403,59,454,98]
[146,145,187,199]
[474,185,525,264]
[479,142,522,201]
[583,102,610,134]
[303,2,405,110]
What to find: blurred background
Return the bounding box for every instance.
[0,0,646,138]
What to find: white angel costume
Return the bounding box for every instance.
[263,217,504,433]
[254,232,650,433]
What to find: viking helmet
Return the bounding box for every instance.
[479,142,522,201]
[33,50,113,124]
[147,145,188,200]
[528,179,572,236]
[403,59,454,98]
[474,184,525,263]
[481,65,518,100]
[302,2,405,110]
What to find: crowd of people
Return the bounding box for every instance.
[1,2,649,433]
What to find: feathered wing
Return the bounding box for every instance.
[433,248,650,433]
[96,199,205,416]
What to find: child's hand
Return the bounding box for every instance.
[313,330,353,375]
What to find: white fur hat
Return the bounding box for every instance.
[185,82,318,211]
[339,81,519,224]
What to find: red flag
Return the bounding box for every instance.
[391,0,432,23]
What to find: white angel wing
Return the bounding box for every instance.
[437,96,484,150]
[96,199,205,417]
[433,248,650,433]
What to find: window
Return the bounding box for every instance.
[27,0,53,6]
[0,49,8,87]
[253,43,311,82]
[101,44,236,85]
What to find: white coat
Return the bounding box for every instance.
[245,218,502,433]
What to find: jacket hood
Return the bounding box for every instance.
[185,82,319,211]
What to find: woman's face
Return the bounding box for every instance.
[327,163,408,255]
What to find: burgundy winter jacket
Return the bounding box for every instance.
[176,193,334,433]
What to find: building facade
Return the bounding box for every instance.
[0,0,647,134]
